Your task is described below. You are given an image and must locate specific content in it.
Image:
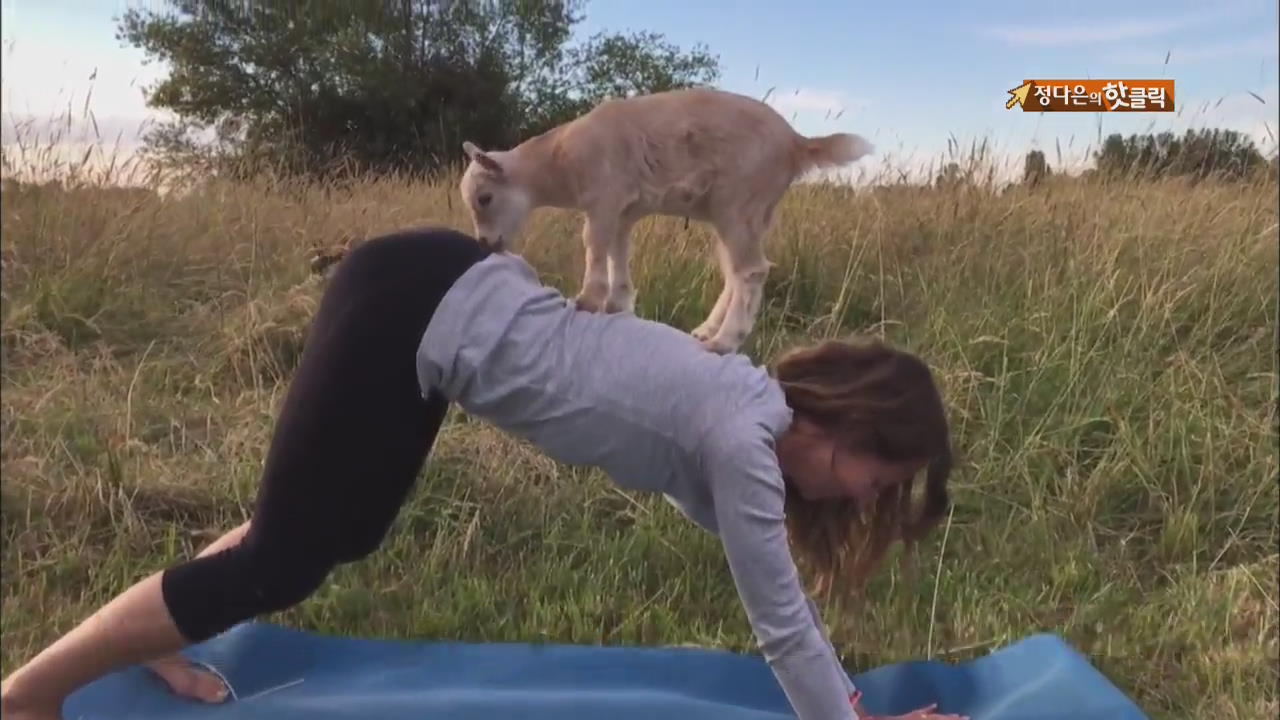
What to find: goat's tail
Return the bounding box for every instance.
[796,132,875,174]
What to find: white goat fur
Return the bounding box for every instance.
[458,86,874,354]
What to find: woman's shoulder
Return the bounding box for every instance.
[432,251,549,318]
[469,251,543,285]
[695,409,790,496]
[697,371,793,448]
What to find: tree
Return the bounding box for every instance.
[1092,127,1267,181]
[934,162,964,190]
[117,0,720,179]
[1022,149,1050,186]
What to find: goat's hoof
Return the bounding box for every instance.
[690,324,719,342]
[698,336,738,355]
[604,299,635,315]
[574,295,606,313]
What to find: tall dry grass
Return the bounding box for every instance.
[1,123,1277,720]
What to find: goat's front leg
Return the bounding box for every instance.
[575,214,613,313]
[691,242,733,341]
[605,217,639,314]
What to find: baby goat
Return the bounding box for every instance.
[459,86,873,354]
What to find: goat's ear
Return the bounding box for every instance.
[475,152,504,175]
[462,140,504,175]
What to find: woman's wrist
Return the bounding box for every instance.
[851,689,868,718]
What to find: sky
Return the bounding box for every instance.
[2,0,1278,184]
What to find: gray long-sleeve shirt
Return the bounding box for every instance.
[416,251,858,719]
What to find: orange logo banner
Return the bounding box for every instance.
[1006,79,1175,112]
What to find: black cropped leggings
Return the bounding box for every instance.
[161,227,490,643]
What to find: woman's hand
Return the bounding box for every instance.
[869,702,968,720]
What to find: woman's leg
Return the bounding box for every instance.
[0,228,490,719]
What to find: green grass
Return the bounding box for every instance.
[1,162,1276,719]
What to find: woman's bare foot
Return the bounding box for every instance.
[144,655,230,703]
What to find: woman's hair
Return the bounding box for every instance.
[773,336,953,598]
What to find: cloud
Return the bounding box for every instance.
[1065,89,1279,157]
[2,113,164,148]
[978,7,1247,47]
[763,87,869,124]
[1,30,169,120]
[1102,34,1279,64]
[767,88,845,113]
[1174,90,1279,153]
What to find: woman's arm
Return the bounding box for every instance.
[704,421,859,720]
[805,596,859,697]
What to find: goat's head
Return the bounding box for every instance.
[460,141,532,252]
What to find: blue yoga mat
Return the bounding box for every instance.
[62,622,1148,719]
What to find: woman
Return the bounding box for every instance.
[1,227,961,720]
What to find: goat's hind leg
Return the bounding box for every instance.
[700,218,770,355]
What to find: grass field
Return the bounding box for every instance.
[1,156,1276,719]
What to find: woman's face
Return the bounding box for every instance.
[777,417,926,504]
